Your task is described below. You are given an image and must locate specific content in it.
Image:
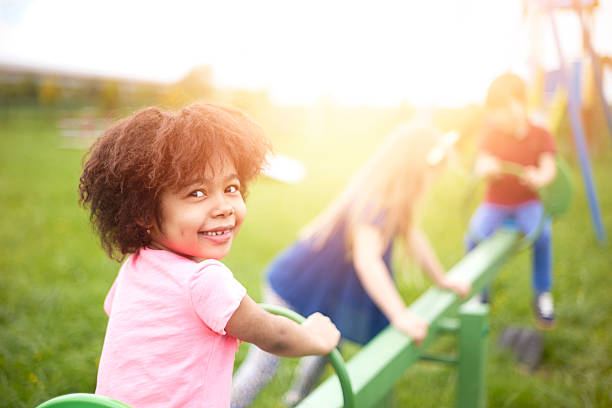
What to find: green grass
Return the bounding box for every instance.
[1,107,611,407]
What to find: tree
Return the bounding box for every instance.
[38,77,62,106]
[100,80,120,111]
[175,65,214,102]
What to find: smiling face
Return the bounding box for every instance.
[148,156,246,262]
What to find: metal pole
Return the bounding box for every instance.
[547,5,606,243]
[574,3,612,145]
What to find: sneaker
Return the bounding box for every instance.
[533,292,555,329]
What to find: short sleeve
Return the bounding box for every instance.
[188,260,246,335]
[103,278,118,316]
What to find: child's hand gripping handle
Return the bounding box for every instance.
[499,159,572,217]
[259,304,355,408]
[498,161,546,191]
[301,312,341,355]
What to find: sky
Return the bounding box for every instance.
[1,0,611,107]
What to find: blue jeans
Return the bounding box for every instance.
[465,200,552,294]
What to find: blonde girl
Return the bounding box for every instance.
[231,123,470,407]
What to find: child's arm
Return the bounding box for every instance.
[474,152,502,180]
[225,295,340,358]
[406,228,471,299]
[522,152,556,190]
[352,225,428,345]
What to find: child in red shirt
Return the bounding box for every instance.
[466,73,557,328]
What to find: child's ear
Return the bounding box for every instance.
[136,219,154,237]
[135,218,153,230]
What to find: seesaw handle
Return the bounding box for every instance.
[259,303,355,408]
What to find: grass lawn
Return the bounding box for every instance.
[1,106,611,407]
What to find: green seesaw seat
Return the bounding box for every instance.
[36,393,131,408]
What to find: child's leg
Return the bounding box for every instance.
[231,287,290,408]
[465,204,509,302]
[516,201,555,326]
[514,201,552,293]
[283,353,331,407]
[532,221,552,293]
[464,203,509,251]
[231,344,281,408]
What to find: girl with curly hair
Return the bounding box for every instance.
[79,103,339,408]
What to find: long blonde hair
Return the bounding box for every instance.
[300,122,443,256]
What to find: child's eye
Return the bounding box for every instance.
[191,190,205,198]
[225,185,239,194]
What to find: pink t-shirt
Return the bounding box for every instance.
[95,248,246,408]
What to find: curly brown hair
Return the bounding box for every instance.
[79,103,272,261]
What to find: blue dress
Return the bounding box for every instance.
[267,215,393,345]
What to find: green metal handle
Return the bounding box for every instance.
[498,159,573,217]
[35,393,132,408]
[259,303,355,408]
[498,160,527,178]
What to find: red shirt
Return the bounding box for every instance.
[481,122,556,205]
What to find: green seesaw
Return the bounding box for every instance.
[295,231,516,408]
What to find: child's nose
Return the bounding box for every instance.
[212,196,234,217]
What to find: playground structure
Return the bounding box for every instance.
[38,229,522,408]
[527,0,612,243]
